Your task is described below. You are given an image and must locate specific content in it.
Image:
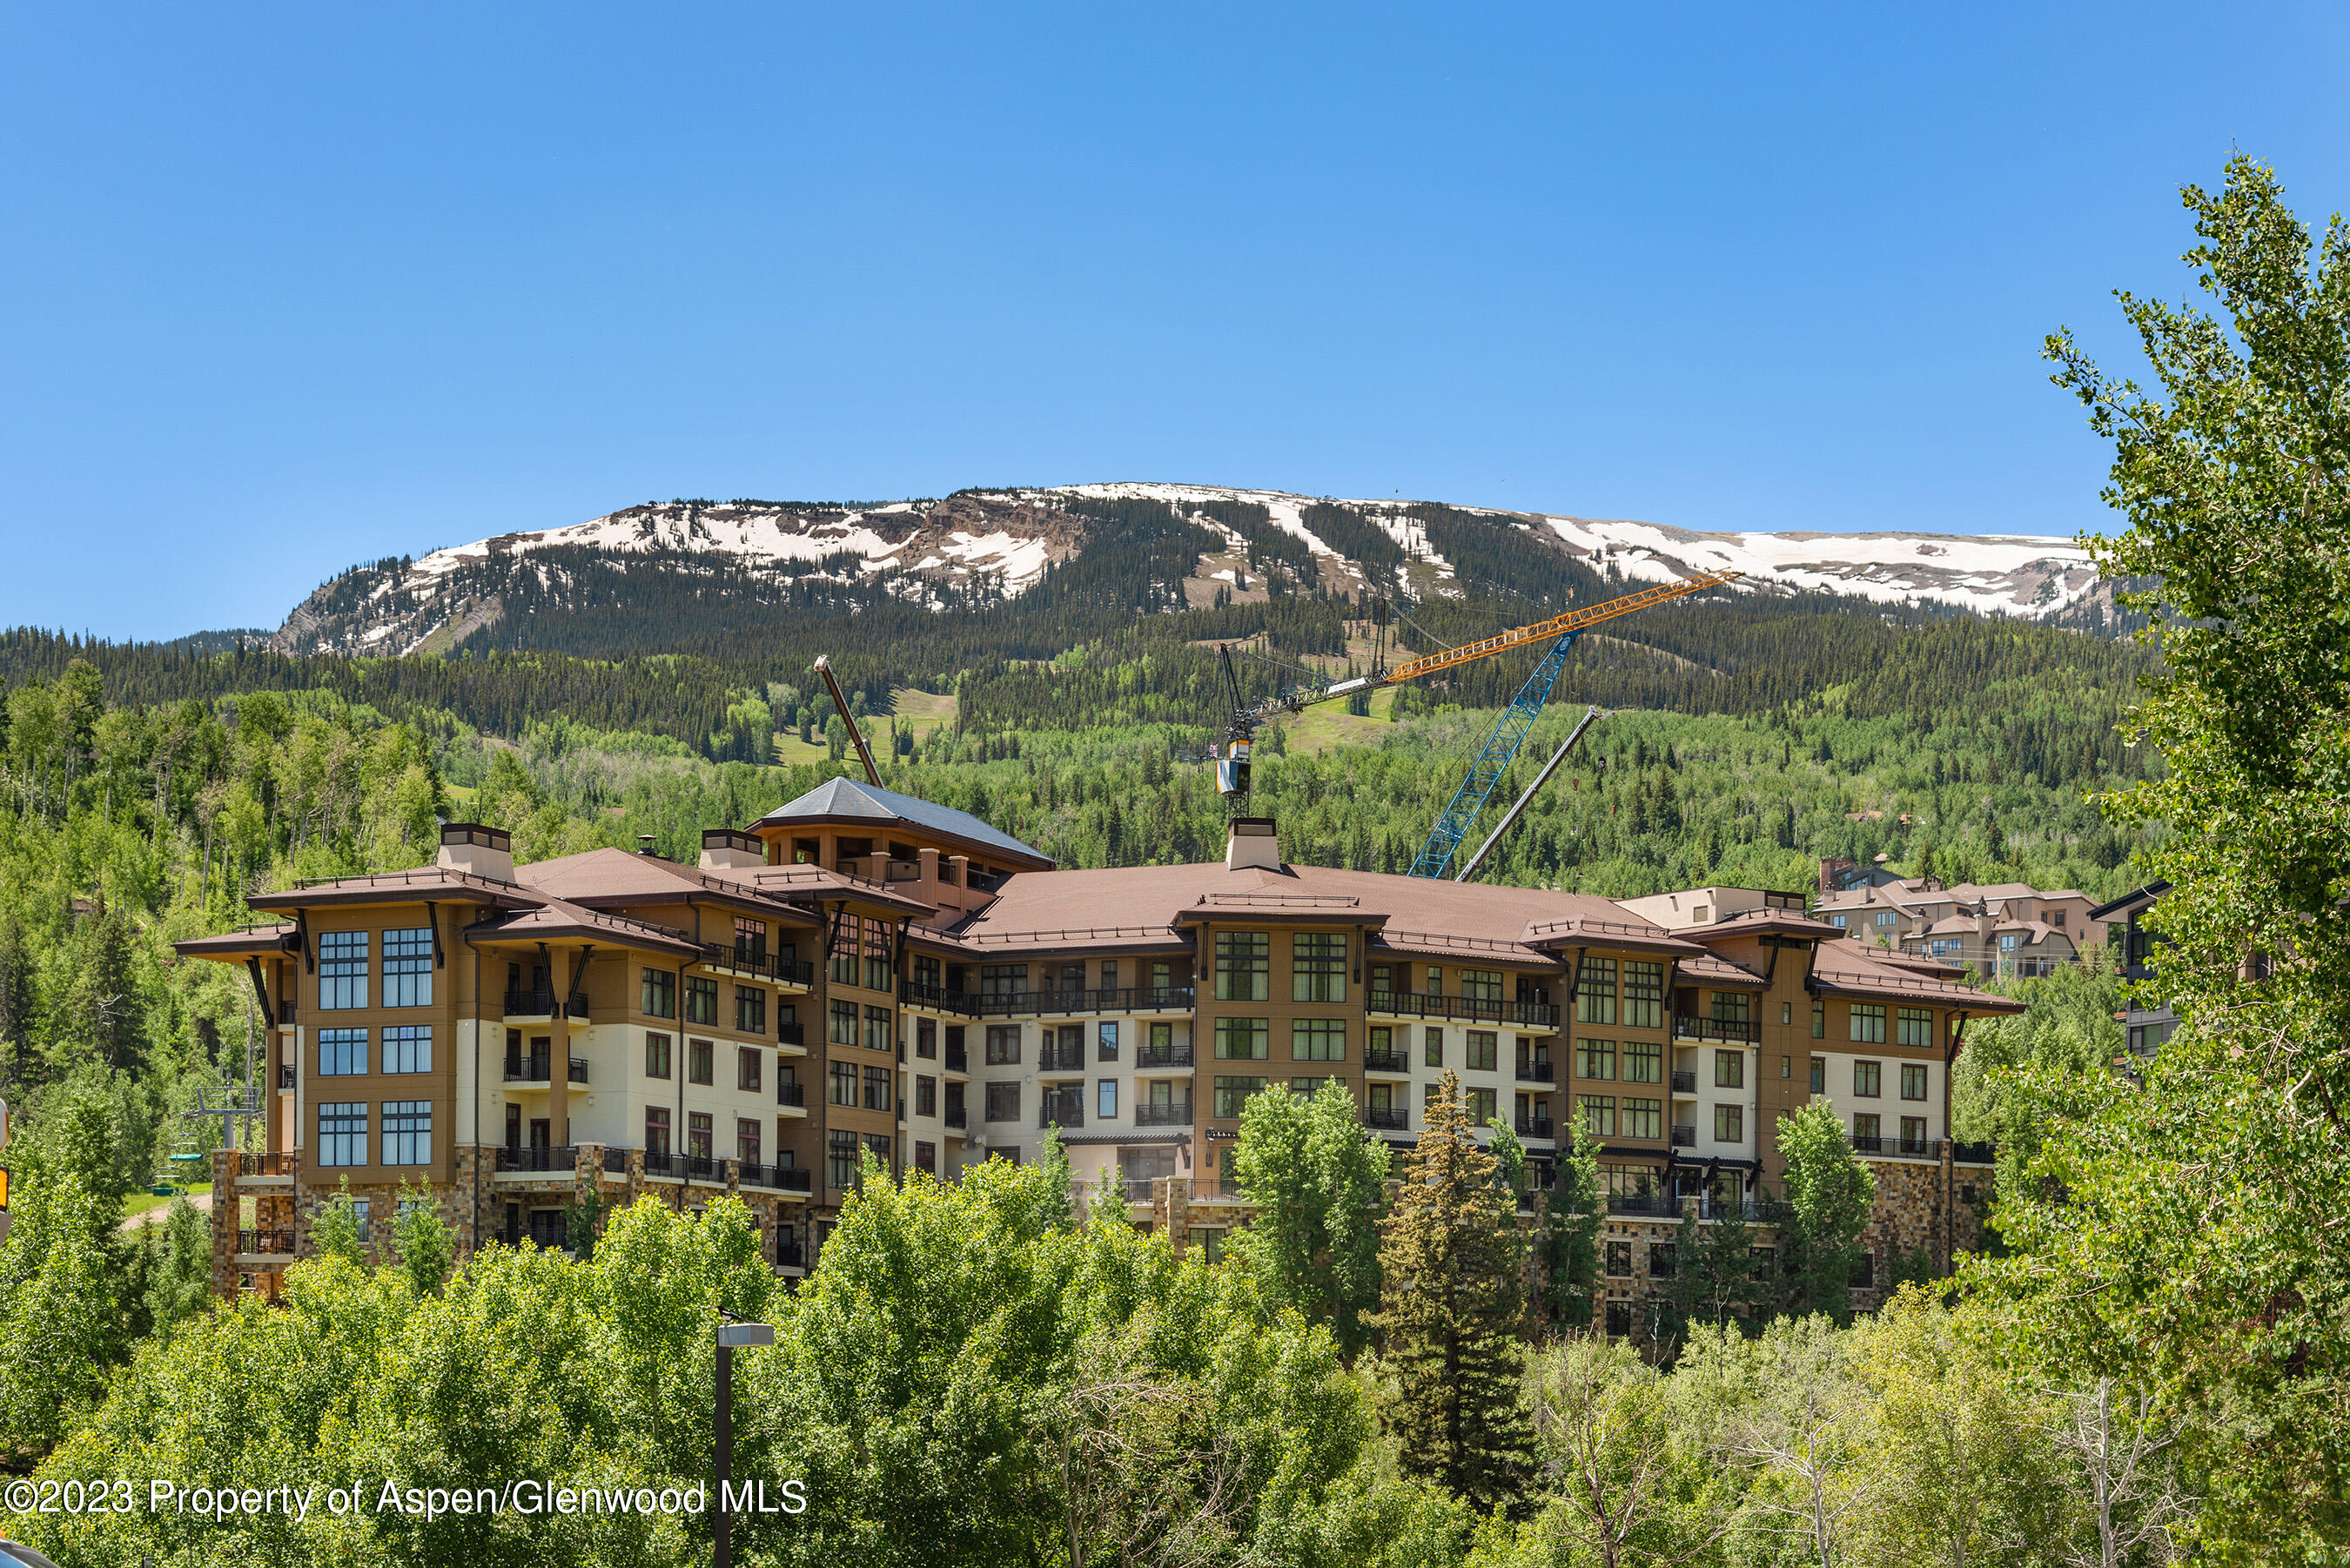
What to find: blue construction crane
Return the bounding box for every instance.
[1407,633,1584,878]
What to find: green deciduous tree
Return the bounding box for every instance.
[1776,1102,1873,1323]
[1231,1079,1390,1355]
[1534,1122,1603,1333]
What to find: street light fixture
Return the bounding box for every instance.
[715,1314,775,1568]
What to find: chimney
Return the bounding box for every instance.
[439,822,514,883]
[700,827,765,871]
[1225,816,1281,873]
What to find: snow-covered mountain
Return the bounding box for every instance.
[269,484,2099,657]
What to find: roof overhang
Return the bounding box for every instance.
[746,812,1054,872]
[172,925,298,962]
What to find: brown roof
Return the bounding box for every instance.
[1675,950,1768,988]
[1809,941,2024,1012]
[1679,908,1848,942]
[461,894,702,957]
[741,864,936,917]
[247,866,537,911]
[172,923,299,960]
[518,848,829,926]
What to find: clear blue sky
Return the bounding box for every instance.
[3,3,2345,640]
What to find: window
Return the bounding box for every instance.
[317,1102,366,1166]
[1830,914,1848,928]
[985,1025,1022,1065]
[382,928,433,1008]
[1853,1061,1882,1097]
[829,1000,857,1045]
[684,1113,713,1160]
[1151,960,1172,991]
[829,1061,857,1106]
[829,941,857,987]
[915,1140,937,1176]
[863,1005,891,1052]
[1605,1302,1631,1337]
[1812,998,1826,1038]
[1782,1002,1793,1026]
[1901,1116,1929,1146]
[1214,932,1270,1001]
[685,976,719,1026]
[1098,1020,1119,1060]
[1622,1097,1662,1138]
[828,1129,859,1189]
[737,987,766,1033]
[1711,991,1751,1026]
[1467,1088,1498,1121]
[1623,1040,1662,1084]
[645,1032,672,1078]
[1810,1055,1826,1093]
[1098,1079,1118,1119]
[1901,1063,1929,1101]
[381,1025,430,1074]
[734,915,767,961]
[985,1082,1022,1122]
[1605,1241,1634,1277]
[979,963,1028,996]
[916,1075,937,1116]
[1292,933,1347,1002]
[1579,1095,1616,1136]
[862,1132,891,1169]
[737,1047,762,1093]
[1850,1003,1886,1043]
[1369,964,1393,997]
[1623,961,1663,1029]
[642,968,676,1019]
[1213,1075,1266,1118]
[381,1101,432,1165]
[1293,1019,1347,1062]
[916,1017,937,1058]
[1425,967,1443,995]
[1215,1017,1269,1060]
[865,949,892,993]
[319,1028,368,1076]
[1147,1022,1175,1061]
[863,1066,890,1112]
[1897,1008,1933,1048]
[1424,1026,1444,1067]
[738,1118,762,1166]
[1715,1103,1744,1142]
[1461,1030,1495,1071]
[1853,1112,1882,1142]
[1715,1049,1744,1089]
[319,931,368,1010]
[645,1107,671,1157]
[1575,955,1617,1024]
[1460,969,1503,1003]
[1781,1055,1792,1078]
[1575,1039,1616,1081]
[688,1039,714,1085]
[1649,1243,1677,1278]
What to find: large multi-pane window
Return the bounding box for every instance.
[382,1026,431,1074]
[1575,956,1617,1025]
[1711,991,1752,1026]
[979,964,1028,997]
[1097,1021,1119,1060]
[734,916,767,962]
[737,1047,762,1093]
[829,1000,857,1045]
[641,968,676,1019]
[863,919,891,993]
[737,987,766,1033]
[1811,998,1827,1039]
[1579,1095,1617,1136]
[1466,1030,1499,1071]
[1901,1063,1929,1101]
[827,1129,860,1189]
[985,1024,1022,1064]
[645,1107,671,1157]
[829,1061,857,1106]
[1466,1088,1498,1121]
[863,1006,892,1052]
[862,1132,891,1169]
[985,1082,1022,1122]
[1460,969,1504,1003]
[1292,933,1346,1002]
[319,932,368,1010]
[1852,1112,1882,1142]
[1853,1061,1883,1097]
[1213,1075,1266,1118]
[1575,1039,1616,1082]
[1897,1008,1934,1048]
[1623,1097,1662,1138]
[863,1066,890,1112]
[317,1102,367,1166]
[1214,933,1270,1001]
[1714,1104,1744,1142]
[687,1113,714,1160]
[1098,1079,1118,1119]
[684,977,719,1026]
[1214,1018,1269,1060]
[738,1117,762,1166]
[1850,1003,1886,1043]
[319,1029,368,1076]
[382,928,433,1008]
[645,1032,672,1078]
[1715,1049,1744,1089]
[1424,1026,1444,1067]
[829,938,858,987]
[381,1101,431,1165]
[1901,1116,1928,1145]
[1622,961,1663,1029]
[688,1039,714,1085]
[1292,1020,1346,1062]
[1622,1039,1662,1084]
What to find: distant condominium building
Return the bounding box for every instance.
[1809,870,2100,979]
[178,781,2021,1327]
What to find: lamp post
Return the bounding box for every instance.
[714,1317,775,1568]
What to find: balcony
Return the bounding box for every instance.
[1137,1041,1196,1069]
[1363,1048,1413,1074]
[1514,1114,1554,1140]
[1951,1141,1997,1165]
[1365,1106,1410,1132]
[237,1228,295,1256]
[738,1163,811,1193]
[1670,1070,1696,1094]
[1134,1099,1193,1128]
[944,1043,969,1073]
[1038,1047,1085,1073]
[777,1021,806,1049]
[494,1145,577,1174]
[1670,1014,1760,1043]
[944,1105,968,1129]
[777,1082,807,1110]
[641,1151,679,1179]
[501,1054,588,1084]
[1670,1125,1696,1147]
[1606,1193,1683,1218]
[602,1148,629,1175]
[775,1238,807,1270]
[277,999,298,1027]
[884,858,923,882]
[899,982,1196,1019]
[278,1063,298,1092]
[501,988,588,1020]
[1038,1104,1085,1131]
[698,944,816,990]
[1367,992,1560,1029]
[1515,1060,1554,1083]
[1690,1196,1789,1223]
[237,1151,297,1178]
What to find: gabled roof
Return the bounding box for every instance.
[751,778,1055,869]
[462,895,703,958]
[1808,941,2024,1013]
[2087,882,2171,921]
[518,847,829,925]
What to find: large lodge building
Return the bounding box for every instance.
[178,778,2021,1327]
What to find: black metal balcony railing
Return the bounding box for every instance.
[1363,1048,1413,1074]
[278,999,299,1026]
[1951,1141,1997,1165]
[1670,1125,1696,1147]
[1670,1070,1697,1093]
[641,1150,678,1178]
[944,1105,968,1129]
[569,1056,588,1083]
[1365,1106,1410,1132]
[238,1151,296,1176]
[501,988,589,1018]
[965,868,1002,894]
[1367,992,1560,1029]
[900,982,1196,1019]
[697,943,816,989]
[504,1054,550,1082]
[1515,1115,1554,1139]
[1038,1048,1085,1073]
[1670,1014,1761,1043]
[279,1064,298,1090]
[238,1228,295,1255]
[603,1148,629,1175]
[1039,1104,1085,1130]
[778,1082,807,1109]
[1134,1100,1193,1128]
[1606,1193,1683,1217]
[775,1239,806,1268]
[944,1042,968,1072]
[1515,1060,1554,1082]
[777,1021,805,1047]
[683,1153,719,1181]
[495,1145,577,1173]
[1137,1042,1196,1069]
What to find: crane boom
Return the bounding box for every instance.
[813,655,883,787]
[1380,569,1742,686]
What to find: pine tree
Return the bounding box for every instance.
[1373,1070,1534,1513]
